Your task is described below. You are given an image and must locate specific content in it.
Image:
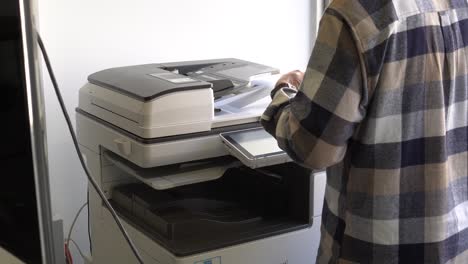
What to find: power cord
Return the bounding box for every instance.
[87,190,92,254]
[65,202,87,264]
[69,239,92,263]
[37,33,145,264]
[66,202,87,248]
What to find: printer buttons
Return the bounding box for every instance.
[114,138,132,156]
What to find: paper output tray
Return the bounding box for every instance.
[220,128,291,169]
[104,150,239,190]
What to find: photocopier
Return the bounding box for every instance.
[76,58,326,264]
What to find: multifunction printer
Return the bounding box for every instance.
[76,58,326,264]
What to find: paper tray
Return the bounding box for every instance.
[220,128,291,169]
[104,150,239,190]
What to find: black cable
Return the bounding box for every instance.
[37,34,145,264]
[87,190,92,254]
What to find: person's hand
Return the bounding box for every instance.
[275,70,304,89]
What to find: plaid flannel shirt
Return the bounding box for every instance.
[261,0,468,263]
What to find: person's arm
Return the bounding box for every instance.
[261,9,368,169]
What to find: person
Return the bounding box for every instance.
[262,0,468,263]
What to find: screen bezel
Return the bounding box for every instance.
[221,128,285,160]
[15,0,56,263]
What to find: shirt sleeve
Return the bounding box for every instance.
[261,9,368,170]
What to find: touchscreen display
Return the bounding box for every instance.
[226,129,283,158]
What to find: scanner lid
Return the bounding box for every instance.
[88,64,212,102]
[220,128,292,169]
[88,58,279,102]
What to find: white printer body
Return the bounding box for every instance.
[76,59,326,264]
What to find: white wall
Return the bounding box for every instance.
[37,0,318,263]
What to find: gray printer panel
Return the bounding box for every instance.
[88,64,212,102]
[87,58,279,102]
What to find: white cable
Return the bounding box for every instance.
[69,238,92,263]
[67,203,88,247]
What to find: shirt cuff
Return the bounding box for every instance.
[271,82,294,98]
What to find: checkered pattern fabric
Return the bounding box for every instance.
[261,0,468,263]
